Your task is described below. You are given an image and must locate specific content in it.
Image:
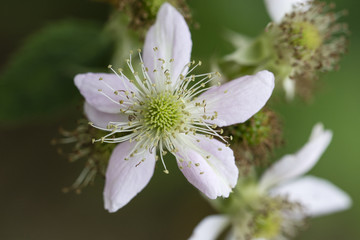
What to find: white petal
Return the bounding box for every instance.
[283,77,296,101]
[74,72,135,113]
[259,123,332,189]
[84,103,127,128]
[271,176,352,217]
[264,0,310,23]
[196,70,275,127]
[103,141,156,212]
[189,215,230,240]
[175,135,238,199]
[143,3,192,84]
[309,122,325,140]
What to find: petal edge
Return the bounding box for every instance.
[103,141,156,212]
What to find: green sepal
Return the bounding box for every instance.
[224,31,273,66]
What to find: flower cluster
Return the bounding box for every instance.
[55,1,352,239]
[74,3,274,212]
[265,0,348,99]
[222,0,348,100]
[189,124,351,240]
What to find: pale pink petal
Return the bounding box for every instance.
[103,141,156,212]
[271,176,352,217]
[264,0,310,23]
[259,123,332,189]
[84,103,127,128]
[196,70,274,127]
[174,135,238,199]
[74,72,135,113]
[143,3,192,83]
[189,215,230,240]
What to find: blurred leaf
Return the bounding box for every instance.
[224,31,272,66]
[104,12,141,69]
[0,19,113,123]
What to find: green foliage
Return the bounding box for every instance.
[0,19,113,123]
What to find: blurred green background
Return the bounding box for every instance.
[0,0,359,239]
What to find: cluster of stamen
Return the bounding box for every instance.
[142,92,185,133]
[252,196,305,239]
[221,182,306,240]
[52,119,114,193]
[107,0,191,31]
[89,48,226,173]
[267,1,348,98]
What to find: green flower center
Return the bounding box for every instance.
[254,211,282,239]
[143,92,185,134]
[291,21,322,51]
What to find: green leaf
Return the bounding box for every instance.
[0,19,113,123]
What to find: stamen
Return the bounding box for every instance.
[90,49,229,175]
